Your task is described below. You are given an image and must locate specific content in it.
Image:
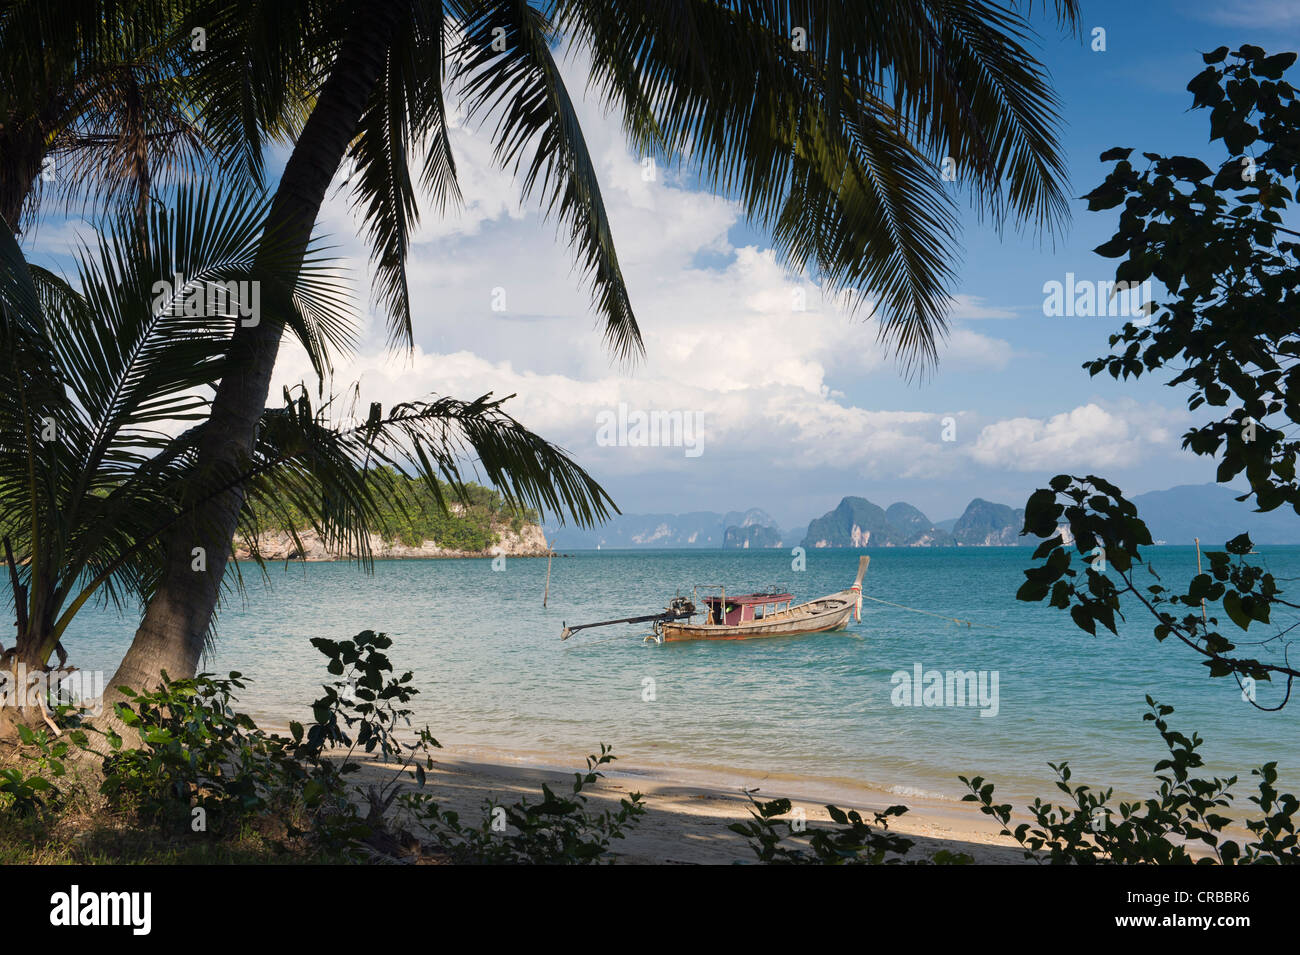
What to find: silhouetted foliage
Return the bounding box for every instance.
[962,699,1299,863]
[1018,47,1300,702]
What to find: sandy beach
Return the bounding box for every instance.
[348,743,1033,864]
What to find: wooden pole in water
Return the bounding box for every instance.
[1194,537,1208,626]
[543,550,552,607]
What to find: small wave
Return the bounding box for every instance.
[884,784,961,802]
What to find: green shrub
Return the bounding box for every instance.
[0,721,86,818]
[730,795,972,864]
[961,698,1300,864]
[96,631,438,851]
[734,700,1299,865]
[0,629,646,865]
[101,672,310,836]
[399,744,646,864]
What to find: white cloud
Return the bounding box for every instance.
[968,401,1186,471]
[1196,0,1300,27]
[949,294,1018,320]
[263,44,1174,510]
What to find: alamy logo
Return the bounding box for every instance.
[890,663,1000,717]
[1041,273,1153,320]
[151,272,260,326]
[595,403,704,458]
[0,665,103,716]
[49,885,151,935]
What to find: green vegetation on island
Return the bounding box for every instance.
[243,468,541,553]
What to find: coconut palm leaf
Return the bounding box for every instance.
[9,1,1079,371]
[0,184,614,666]
[344,0,459,348]
[552,0,1077,371]
[453,0,641,362]
[0,0,322,231]
[237,384,614,571]
[0,183,348,657]
[182,0,338,199]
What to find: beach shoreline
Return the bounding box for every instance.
[341,739,1033,864]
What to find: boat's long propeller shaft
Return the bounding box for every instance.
[561,607,694,640]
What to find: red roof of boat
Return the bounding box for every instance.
[703,592,792,605]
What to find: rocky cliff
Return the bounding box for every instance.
[234,521,550,560]
[802,497,955,547]
[803,497,898,547]
[950,499,1028,546]
[884,502,954,546]
[800,495,1027,547]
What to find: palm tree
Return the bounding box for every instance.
[0,185,612,733]
[0,0,307,233]
[107,0,1080,693]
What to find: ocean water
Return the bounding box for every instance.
[63,546,1299,806]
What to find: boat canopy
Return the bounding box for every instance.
[702,593,792,606]
[702,592,793,626]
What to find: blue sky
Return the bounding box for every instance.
[25,0,1300,529]
[693,0,1300,523]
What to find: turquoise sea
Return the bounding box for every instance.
[64,546,1299,806]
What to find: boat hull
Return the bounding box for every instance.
[659,594,855,642]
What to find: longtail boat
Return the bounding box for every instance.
[561,556,869,643]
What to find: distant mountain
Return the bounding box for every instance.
[885,502,953,546]
[545,483,1300,551]
[1131,484,1300,545]
[804,497,896,547]
[723,524,784,548]
[726,508,778,530]
[950,498,1029,546]
[799,496,1028,548]
[544,508,776,549]
[723,508,785,548]
[802,497,950,548]
[798,485,1300,549]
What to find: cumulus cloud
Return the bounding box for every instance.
[968,402,1186,471]
[262,44,1181,509]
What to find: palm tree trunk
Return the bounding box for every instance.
[0,118,47,234]
[121,69,153,239]
[107,3,407,700]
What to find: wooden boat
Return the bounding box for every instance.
[657,556,869,642]
[560,556,869,643]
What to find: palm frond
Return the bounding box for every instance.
[182,0,336,185]
[1,178,614,664]
[239,385,614,571]
[0,183,359,655]
[554,0,1076,372]
[455,0,641,364]
[344,14,428,349]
